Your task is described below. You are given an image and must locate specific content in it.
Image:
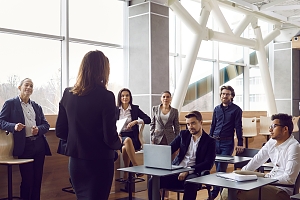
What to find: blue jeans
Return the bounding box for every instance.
[211,139,234,197]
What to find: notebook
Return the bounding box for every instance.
[216,172,258,182]
[116,118,127,134]
[143,144,184,170]
[215,155,234,161]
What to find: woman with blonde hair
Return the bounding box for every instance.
[56,50,122,200]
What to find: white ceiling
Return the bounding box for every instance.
[218,0,300,29]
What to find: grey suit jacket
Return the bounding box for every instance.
[150,105,180,144]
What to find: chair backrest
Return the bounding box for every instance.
[292,116,300,133]
[0,129,14,159]
[242,117,257,137]
[138,122,145,150]
[259,116,271,133]
[234,148,259,169]
[293,172,300,195]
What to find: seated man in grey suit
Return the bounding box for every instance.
[148,111,216,200]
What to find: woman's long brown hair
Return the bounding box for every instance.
[71,50,110,96]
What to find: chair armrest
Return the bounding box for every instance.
[270,182,294,188]
[200,170,210,176]
[138,122,145,149]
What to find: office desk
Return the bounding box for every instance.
[117,165,191,200]
[187,173,277,200]
[291,193,300,200]
[215,155,252,164]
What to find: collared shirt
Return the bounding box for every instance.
[179,135,202,173]
[119,104,143,132]
[19,96,36,137]
[242,135,300,195]
[209,102,243,146]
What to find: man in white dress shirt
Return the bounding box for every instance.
[223,113,300,200]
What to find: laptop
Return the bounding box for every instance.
[215,155,234,161]
[143,144,183,170]
[116,118,127,134]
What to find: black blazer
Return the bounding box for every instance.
[171,129,216,175]
[0,97,51,156]
[116,104,150,148]
[56,87,122,160]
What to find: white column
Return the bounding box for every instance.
[60,0,69,96]
[254,26,277,115]
[170,0,211,111]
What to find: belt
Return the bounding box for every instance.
[213,136,233,141]
[25,136,41,141]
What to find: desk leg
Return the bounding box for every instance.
[152,176,160,200]
[8,165,12,200]
[228,188,237,200]
[128,172,133,200]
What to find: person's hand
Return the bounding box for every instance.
[235,146,244,154]
[31,126,39,135]
[14,123,26,131]
[178,171,189,181]
[127,120,138,129]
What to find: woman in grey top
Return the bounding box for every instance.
[150,91,180,145]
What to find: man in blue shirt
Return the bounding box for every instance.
[209,85,244,199]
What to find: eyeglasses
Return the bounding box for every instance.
[221,93,231,96]
[269,124,285,130]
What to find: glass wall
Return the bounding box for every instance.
[0,33,61,114]
[182,60,213,111]
[0,0,123,114]
[169,0,272,112]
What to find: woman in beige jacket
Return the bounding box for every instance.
[150,91,180,145]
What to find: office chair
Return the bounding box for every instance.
[116,122,146,192]
[271,172,300,196]
[0,129,34,200]
[161,170,212,200]
[259,116,272,140]
[242,117,257,148]
[292,116,300,133]
[234,148,259,170]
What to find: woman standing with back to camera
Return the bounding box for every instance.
[56,50,122,200]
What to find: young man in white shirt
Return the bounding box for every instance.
[223,113,300,200]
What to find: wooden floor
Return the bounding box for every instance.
[0,129,268,200]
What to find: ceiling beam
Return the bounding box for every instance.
[263,5,300,11]
[259,0,286,10]
[226,0,259,11]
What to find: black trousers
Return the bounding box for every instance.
[69,157,114,200]
[18,137,46,200]
[148,173,199,200]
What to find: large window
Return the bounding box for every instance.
[69,0,123,44]
[169,0,272,112]
[0,1,124,114]
[249,67,266,110]
[0,0,60,35]
[220,63,244,109]
[181,60,213,111]
[69,43,124,97]
[0,33,61,114]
